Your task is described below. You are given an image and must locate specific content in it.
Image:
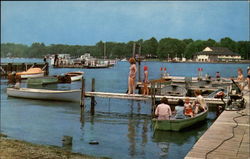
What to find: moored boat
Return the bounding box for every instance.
[65,72,84,81]
[16,68,44,79]
[7,88,81,102]
[152,109,208,131]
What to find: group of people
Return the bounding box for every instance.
[155,90,207,120]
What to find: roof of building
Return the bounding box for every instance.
[195,47,240,56]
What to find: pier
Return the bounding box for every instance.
[84,91,227,104]
[185,90,249,159]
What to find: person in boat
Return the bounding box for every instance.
[155,97,172,120]
[184,98,194,117]
[216,72,221,81]
[193,90,207,115]
[174,99,186,119]
[143,66,149,95]
[128,58,137,95]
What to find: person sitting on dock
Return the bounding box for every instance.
[193,90,207,115]
[143,66,149,95]
[184,98,193,117]
[174,99,186,119]
[128,58,137,95]
[155,97,172,120]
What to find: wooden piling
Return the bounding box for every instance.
[80,77,85,115]
[90,78,95,115]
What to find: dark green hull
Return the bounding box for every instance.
[152,110,208,131]
[27,77,58,85]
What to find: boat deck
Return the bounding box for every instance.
[185,89,250,159]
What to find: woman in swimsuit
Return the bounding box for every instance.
[128,58,137,95]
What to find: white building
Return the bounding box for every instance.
[194,47,241,62]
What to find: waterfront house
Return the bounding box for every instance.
[194,47,241,62]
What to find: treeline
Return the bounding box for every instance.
[1,37,249,59]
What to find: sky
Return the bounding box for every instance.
[1,1,249,45]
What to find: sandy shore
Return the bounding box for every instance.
[0,135,106,159]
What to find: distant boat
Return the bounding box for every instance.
[121,58,127,62]
[152,109,208,131]
[7,88,81,102]
[16,68,44,79]
[65,72,84,81]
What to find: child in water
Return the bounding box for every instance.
[143,66,149,95]
[184,98,193,117]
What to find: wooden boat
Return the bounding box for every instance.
[152,109,208,131]
[16,68,44,79]
[27,76,58,85]
[65,72,84,81]
[7,88,81,102]
[160,84,187,96]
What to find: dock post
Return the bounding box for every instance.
[151,82,156,116]
[80,77,85,121]
[90,78,95,115]
[7,63,12,73]
[45,62,49,76]
[138,60,141,82]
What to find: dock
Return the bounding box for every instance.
[185,90,249,159]
[85,91,227,104]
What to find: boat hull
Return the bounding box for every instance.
[7,88,81,102]
[152,110,208,131]
[20,73,44,79]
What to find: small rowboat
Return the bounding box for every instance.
[65,72,84,82]
[16,68,44,79]
[7,88,81,102]
[152,109,208,131]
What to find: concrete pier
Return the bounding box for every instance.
[185,89,250,159]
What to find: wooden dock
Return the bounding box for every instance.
[185,89,250,159]
[85,91,227,104]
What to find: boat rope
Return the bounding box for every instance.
[204,111,250,159]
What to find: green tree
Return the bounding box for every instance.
[219,37,238,52]
[142,37,158,56]
[157,38,186,59]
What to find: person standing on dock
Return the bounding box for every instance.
[143,66,149,95]
[128,58,137,95]
[155,97,172,120]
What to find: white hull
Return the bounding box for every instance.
[71,75,83,81]
[21,73,44,79]
[7,88,81,102]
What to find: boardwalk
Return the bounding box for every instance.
[185,89,250,159]
[85,91,226,104]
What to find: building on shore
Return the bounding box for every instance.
[193,47,241,62]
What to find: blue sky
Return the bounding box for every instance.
[1,1,249,45]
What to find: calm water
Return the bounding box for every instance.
[1,58,249,159]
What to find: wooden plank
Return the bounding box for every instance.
[84,91,227,104]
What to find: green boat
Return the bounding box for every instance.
[152,109,208,131]
[27,76,58,85]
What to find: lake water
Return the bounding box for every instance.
[1,58,249,159]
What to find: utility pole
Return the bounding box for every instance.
[103,42,106,59]
[132,42,136,58]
